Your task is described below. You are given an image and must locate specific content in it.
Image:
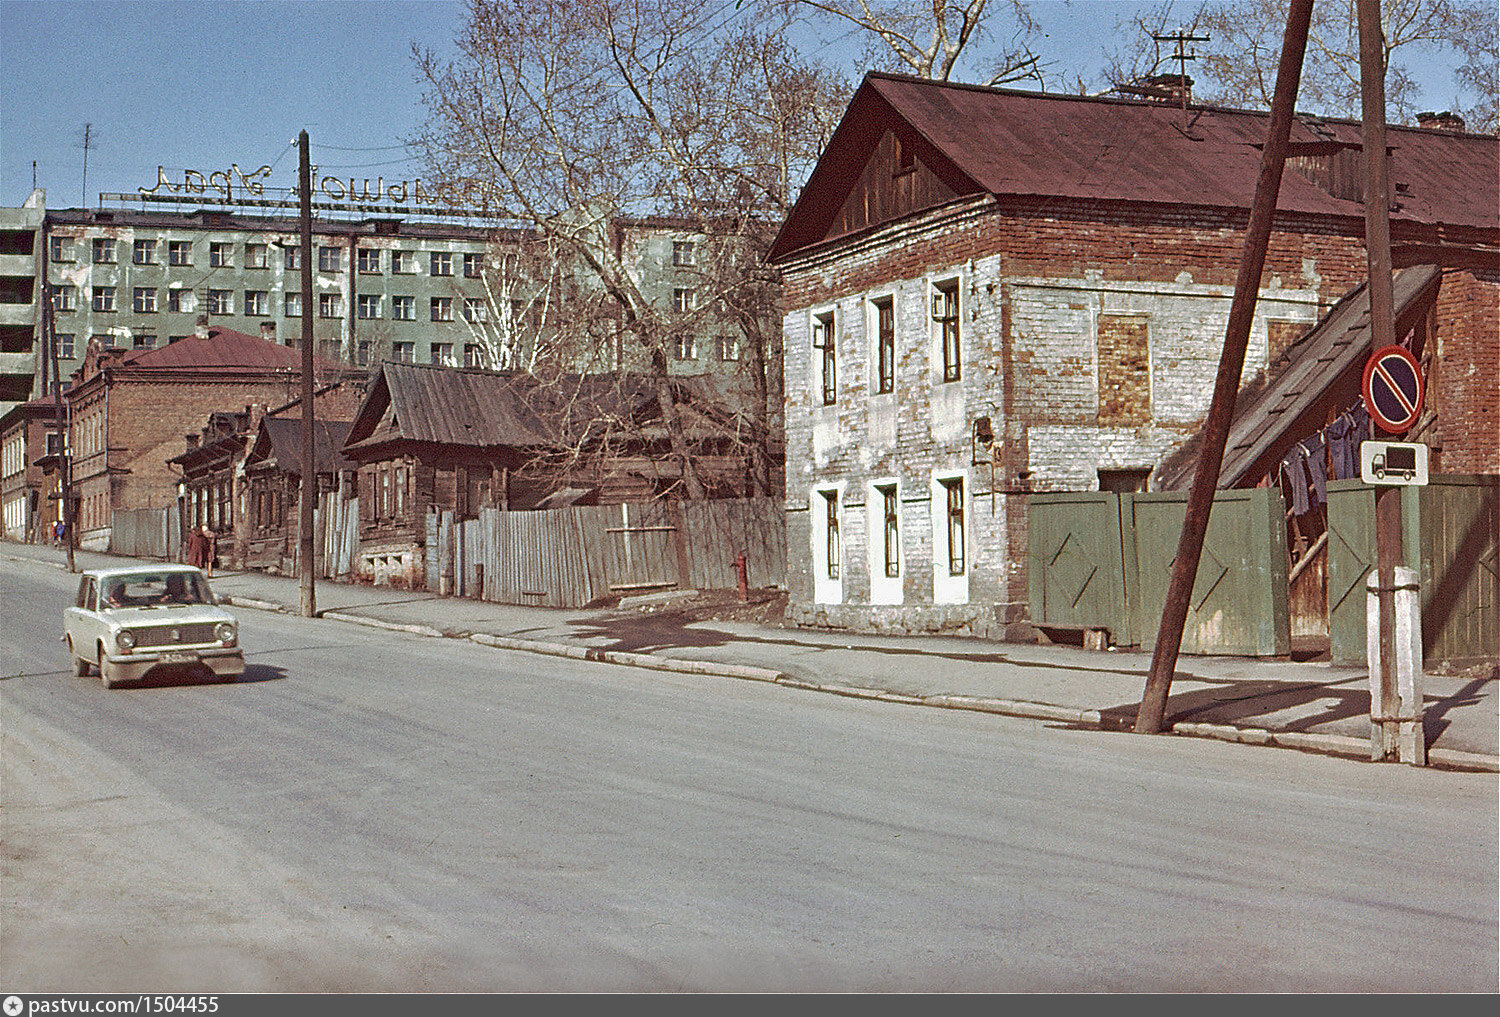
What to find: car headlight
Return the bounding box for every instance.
[215,622,237,646]
[115,629,136,652]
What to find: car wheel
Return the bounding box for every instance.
[69,636,90,676]
[98,642,118,689]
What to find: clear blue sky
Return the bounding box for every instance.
[0,0,1476,210]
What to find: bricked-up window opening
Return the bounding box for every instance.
[874,297,895,394]
[1096,313,1150,426]
[822,489,840,579]
[133,287,156,313]
[933,283,960,383]
[813,312,836,405]
[209,242,232,268]
[169,240,192,266]
[941,476,965,575]
[132,239,157,265]
[92,238,116,264]
[878,483,900,578]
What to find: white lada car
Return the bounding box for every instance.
[63,564,245,687]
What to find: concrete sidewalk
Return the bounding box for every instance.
[12,542,1497,772]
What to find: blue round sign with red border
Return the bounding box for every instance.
[1362,345,1425,434]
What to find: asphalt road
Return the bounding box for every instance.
[3,558,1496,992]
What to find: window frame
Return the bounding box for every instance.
[209,242,232,268]
[318,246,342,273]
[430,251,453,277]
[207,288,233,315]
[357,294,382,320]
[244,290,269,316]
[392,341,416,363]
[430,296,453,322]
[812,310,836,406]
[318,293,342,319]
[356,248,382,274]
[92,238,116,264]
[392,295,416,321]
[283,292,302,318]
[132,239,157,265]
[169,240,193,266]
[91,286,116,313]
[49,236,75,263]
[872,295,895,395]
[132,287,157,314]
[933,280,960,383]
[462,252,482,278]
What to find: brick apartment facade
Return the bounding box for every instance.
[767,73,1498,638]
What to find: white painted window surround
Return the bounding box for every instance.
[811,484,844,605]
[930,469,969,605]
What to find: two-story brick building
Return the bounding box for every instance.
[767,73,1497,638]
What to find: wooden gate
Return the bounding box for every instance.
[602,501,679,595]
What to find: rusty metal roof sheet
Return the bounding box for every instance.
[249,417,356,475]
[122,326,348,374]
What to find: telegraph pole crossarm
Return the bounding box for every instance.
[1135,0,1313,734]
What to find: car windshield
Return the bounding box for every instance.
[101,572,212,608]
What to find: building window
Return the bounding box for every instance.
[92,238,116,264]
[464,343,484,368]
[209,242,232,268]
[319,293,342,318]
[391,250,415,274]
[869,296,895,394]
[284,293,302,317]
[432,342,456,366]
[168,288,195,313]
[671,334,696,360]
[357,248,381,274]
[57,334,75,358]
[169,240,192,266]
[92,286,116,312]
[132,239,157,265]
[53,285,78,312]
[877,483,899,578]
[673,240,696,267]
[283,246,300,271]
[821,489,840,580]
[392,341,415,363]
[463,297,486,322]
[245,243,268,269]
[357,294,381,319]
[812,311,835,405]
[356,340,372,366]
[133,287,157,313]
[392,295,415,320]
[462,252,481,278]
[133,333,156,350]
[715,335,740,362]
[207,289,232,315]
[430,296,453,322]
[49,236,75,262]
[244,290,269,316]
[318,246,342,272]
[430,252,453,277]
[934,281,960,383]
[672,287,696,313]
[940,475,965,576]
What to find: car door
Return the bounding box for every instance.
[65,576,101,658]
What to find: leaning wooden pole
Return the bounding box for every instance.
[1135,0,1314,734]
[298,131,317,619]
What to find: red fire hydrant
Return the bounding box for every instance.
[733,550,749,601]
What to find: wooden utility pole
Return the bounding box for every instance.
[44,259,75,574]
[298,131,317,618]
[1358,0,1402,759]
[1136,0,1313,734]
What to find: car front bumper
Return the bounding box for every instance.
[103,647,245,681]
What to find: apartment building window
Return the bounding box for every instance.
[319,293,342,318]
[672,334,696,360]
[873,297,895,394]
[209,242,232,268]
[92,238,116,264]
[57,334,75,358]
[245,243,269,269]
[244,290,269,316]
[392,341,415,363]
[132,239,157,265]
[812,311,836,405]
[673,240,695,266]
[133,287,157,313]
[432,342,456,366]
[53,285,78,312]
[318,246,342,272]
[822,489,840,580]
[464,343,484,368]
[715,335,740,362]
[356,340,372,366]
[168,289,195,314]
[392,295,415,320]
[92,286,116,312]
[357,248,381,274]
[49,236,75,262]
[133,333,156,350]
[940,475,965,576]
[463,297,486,322]
[283,246,300,271]
[357,294,381,319]
[169,240,192,266]
[462,252,482,278]
[207,289,232,315]
[430,252,453,277]
[430,296,453,322]
[284,293,302,317]
[391,250,415,274]
[672,287,696,313]
[877,483,900,578]
[934,281,960,383]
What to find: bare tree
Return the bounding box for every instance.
[1104,1,1496,129]
[784,0,1044,85]
[413,0,843,499]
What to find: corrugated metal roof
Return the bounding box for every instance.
[117,326,349,374]
[250,417,356,475]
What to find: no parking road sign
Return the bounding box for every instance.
[1362,345,1425,434]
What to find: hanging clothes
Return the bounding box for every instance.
[1301,433,1328,507]
[1282,448,1311,515]
[1326,412,1356,480]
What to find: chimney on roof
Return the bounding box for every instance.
[261,321,276,343]
[1123,73,1193,104]
[194,315,210,340]
[1415,111,1465,132]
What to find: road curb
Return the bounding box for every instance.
[223,590,1500,773]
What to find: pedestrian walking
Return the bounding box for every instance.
[187,524,213,574]
[52,519,66,547]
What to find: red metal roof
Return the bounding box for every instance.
[123,326,343,373]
